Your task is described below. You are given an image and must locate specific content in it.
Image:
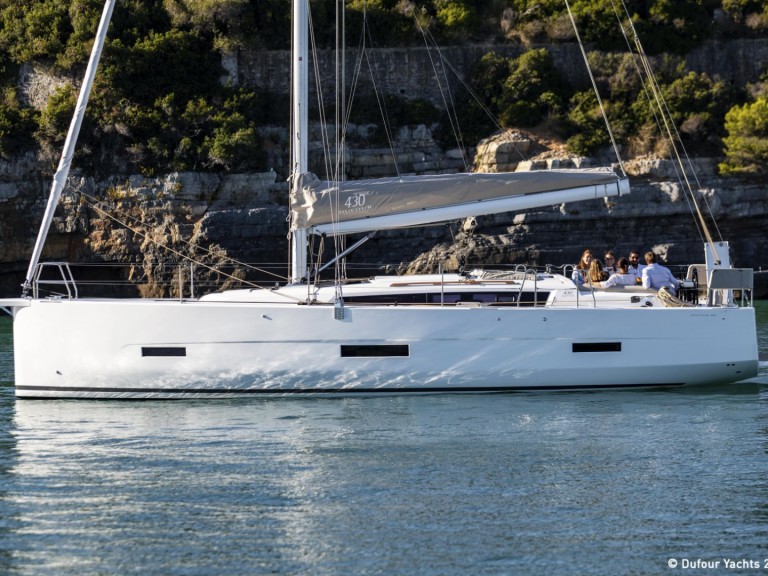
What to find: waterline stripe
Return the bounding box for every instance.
[16,383,685,396]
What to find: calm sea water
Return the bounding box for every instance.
[0,307,767,575]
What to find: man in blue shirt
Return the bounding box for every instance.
[641,251,680,294]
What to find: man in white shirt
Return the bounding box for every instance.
[641,251,680,294]
[627,250,644,283]
[600,257,636,288]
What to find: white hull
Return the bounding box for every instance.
[4,0,757,401]
[9,297,758,399]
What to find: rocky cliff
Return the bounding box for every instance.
[237,38,768,109]
[1,128,766,299]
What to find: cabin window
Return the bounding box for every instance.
[343,291,549,306]
[141,347,187,357]
[340,345,410,357]
[572,342,622,353]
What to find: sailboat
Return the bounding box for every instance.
[0,0,758,398]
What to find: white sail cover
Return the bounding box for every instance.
[290,169,629,236]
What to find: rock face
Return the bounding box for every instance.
[406,134,768,283]
[2,128,768,299]
[239,39,768,110]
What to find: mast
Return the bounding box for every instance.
[290,0,309,283]
[22,0,117,295]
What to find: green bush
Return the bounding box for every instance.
[0,0,762,174]
[0,1,69,66]
[89,87,268,174]
[97,30,221,108]
[722,0,764,21]
[720,97,768,175]
[204,90,267,171]
[496,48,568,128]
[37,82,77,143]
[438,52,507,148]
[630,69,739,154]
[344,0,418,47]
[566,91,610,156]
[633,0,718,54]
[0,87,38,156]
[434,0,478,41]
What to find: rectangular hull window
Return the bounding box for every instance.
[141,347,187,357]
[341,345,410,357]
[572,342,622,353]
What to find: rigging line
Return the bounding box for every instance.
[659,105,724,241]
[640,69,717,248]
[310,233,323,284]
[423,35,503,135]
[564,0,626,177]
[336,0,347,185]
[84,200,257,289]
[617,5,720,256]
[307,8,334,184]
[86,198,307,304]
[435,52,471,171]
[308,16,340,255]
[288,6,297,283]
[414,25,462,166]
[414,24,459,147]
[413,20,468,170]
[364,48,400,177]
[342,30,366,151]
[307,2,344,285]
[645,68,724,241]
[608,1,704,242]
[615,3,721,241]
[333,0,346,287]
[431,47,529,164]
[79,191,287,282]
[358,20,400,178]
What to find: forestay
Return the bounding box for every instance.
[291,169,629,236]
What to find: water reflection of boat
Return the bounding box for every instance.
[0,0,758,398]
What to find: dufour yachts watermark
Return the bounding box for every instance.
[667,558,766,570]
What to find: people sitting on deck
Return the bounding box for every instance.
[600,257,636,288]
[571,249,593,286]
[627,250,645,283]
[587,259,609,284]
[603,250,616,274]
[641,251,680,294]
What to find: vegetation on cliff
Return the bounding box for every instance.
[448,46,746,161]
[0,0,766,176]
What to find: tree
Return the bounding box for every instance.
[566,91,609,156]
[496,48,568,128]
[434,0,477,41]
[721,0,764,23]
[37,83,77,143]
[0,1,69,66]
[719,97,768,175]
[630,70,739,155]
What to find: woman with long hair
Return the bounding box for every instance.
[571,249,593,286]
[588,259,608,284]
